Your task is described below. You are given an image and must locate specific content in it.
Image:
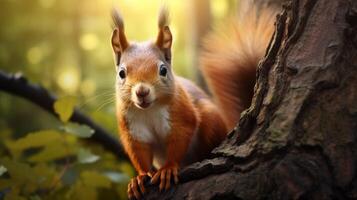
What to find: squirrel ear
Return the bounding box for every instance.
[111,28,121,53]
[111,28,129,62]
[111,9,129,65]
[111,28,129,65]
[156,26,172,63]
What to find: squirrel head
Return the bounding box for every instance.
[111,7,174,110]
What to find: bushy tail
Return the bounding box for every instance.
[199,3,276,129]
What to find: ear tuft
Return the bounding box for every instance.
[156,26,172,63]
[158,6,169,29]
[156,7,172,63]
[112,8,125,31]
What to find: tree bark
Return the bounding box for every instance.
[144,0,357,199]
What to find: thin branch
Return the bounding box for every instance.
[0,70,127,160]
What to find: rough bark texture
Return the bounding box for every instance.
[144,0,357,199]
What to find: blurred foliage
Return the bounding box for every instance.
[0,97,134,199]
[0,0,238,199]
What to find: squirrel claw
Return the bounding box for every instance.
[127,174,148,200]
[151,165,179,191]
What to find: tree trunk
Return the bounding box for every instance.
[144,0,357,199]
[188,0,211,91]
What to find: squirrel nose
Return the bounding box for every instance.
[136,87,150,98]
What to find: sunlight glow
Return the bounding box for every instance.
[79,33,99,51]
[57,67,80,94]
[211,0,228,19]
[27,46,43,65]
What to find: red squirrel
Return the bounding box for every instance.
[111,4,275,200]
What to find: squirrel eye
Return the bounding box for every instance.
[119,69,126,79]
[159,65,168,77]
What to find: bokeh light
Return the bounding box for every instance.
[27,46,44,65]
[80,33,99,51]
[211,0,229,19]
[57,67,80,94]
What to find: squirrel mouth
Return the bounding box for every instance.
[136,100,152,109]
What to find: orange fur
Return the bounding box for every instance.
[200,4,276,129]
[167,81,200,165]
[118,115,153,175]
[196,99,227,156]
[111,4,275,198]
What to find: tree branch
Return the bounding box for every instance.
[0,70,127,160]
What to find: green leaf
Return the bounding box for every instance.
[62,123,94,138]
[6,130,62,151]
[80,171,111,188]
[32,163,57,188]
[0,165,7,176]
[77,148,100,164]
[54,96,77,123]
[0,158,37,183]
[28,142,75,162]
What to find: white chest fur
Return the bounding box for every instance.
[125,106,171,144]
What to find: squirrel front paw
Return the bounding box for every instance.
[127,174,150,200]
[151,164,179,191]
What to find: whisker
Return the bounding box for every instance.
[95,98,116,112]
[78,90,115,109]
[95,101,115,112]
